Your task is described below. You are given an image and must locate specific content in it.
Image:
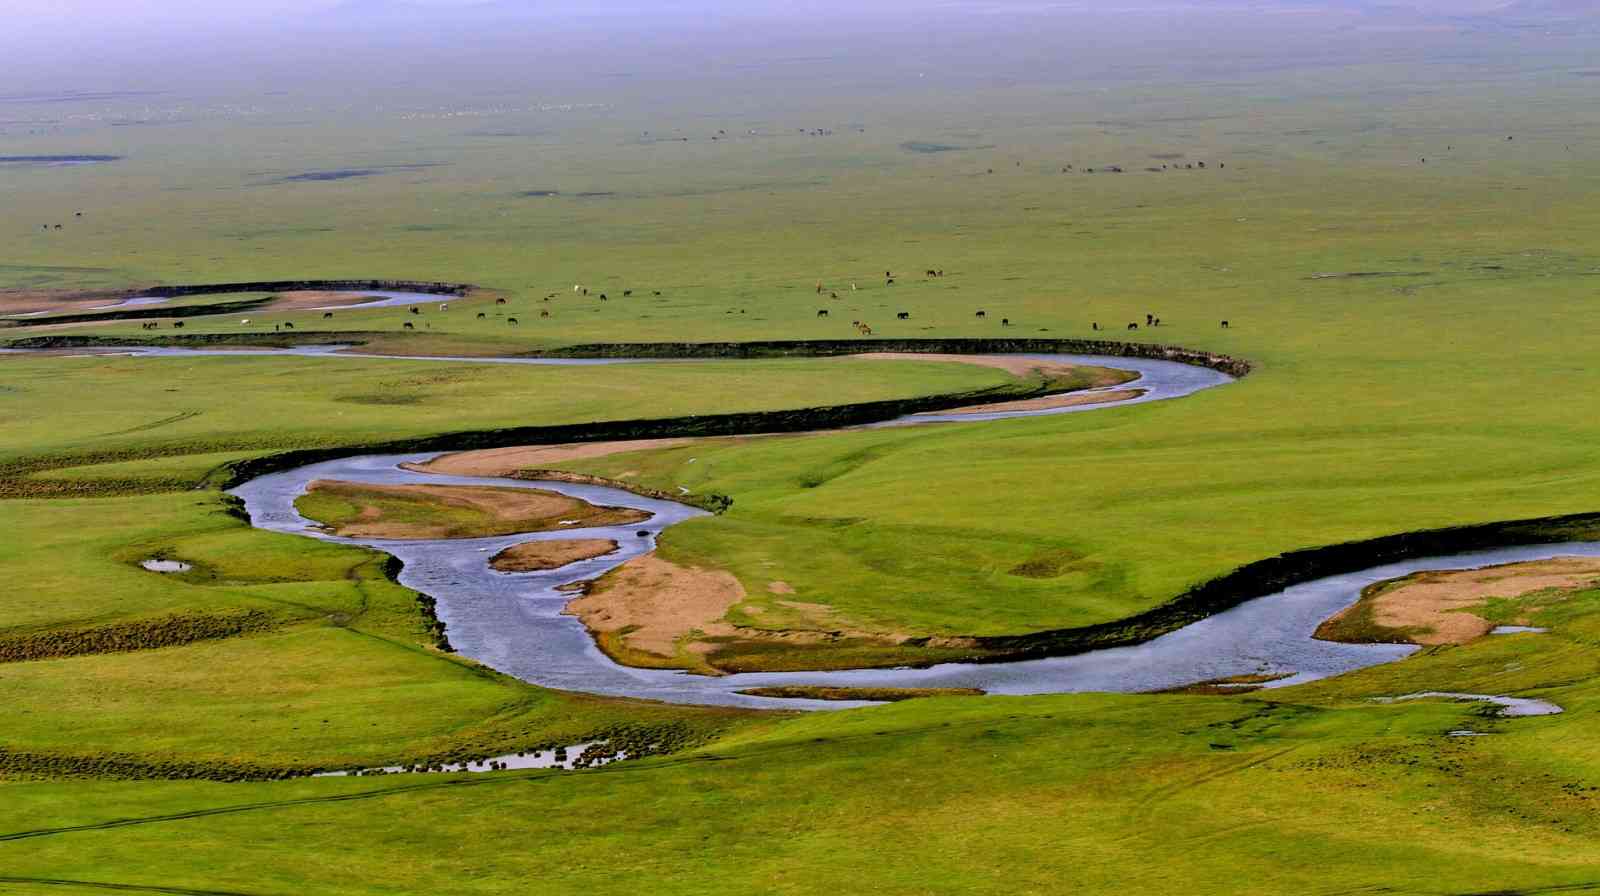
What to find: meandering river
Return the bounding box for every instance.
[162,347,1575,709]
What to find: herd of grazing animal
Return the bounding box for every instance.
[149,271,1239,339]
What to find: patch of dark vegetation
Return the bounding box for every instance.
[0,747,304,782]
[737,686,985,702]
[282,169,381,182]
[135,279,470,299]
[1307,271,1432,280]
[0,610,277,664]
[337,393,424,406]
[0,154,122,165]
[1008,548,1089,579]
[528,338,1252,378]
[271,164,441,185]
[3,331,388,351]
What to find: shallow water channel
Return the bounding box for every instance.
[218,351,1579,710]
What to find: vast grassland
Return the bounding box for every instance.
[7,23,1600,891]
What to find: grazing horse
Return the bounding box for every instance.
[926,269,937,277]
[1221,320,1230,328]
[975,310,986,318]
[496,297,507,305]
[403,321,414,329]
[1128,322,1139,330]
[323,311,334,319]
[897,312,909,320]
[817,309,829,317]
[508,317,519,325]
[477,312,487,319]
[283,321,294,329]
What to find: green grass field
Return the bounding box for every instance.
[7,20,1600,891]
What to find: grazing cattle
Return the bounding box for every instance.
[508,317,519,325]
[1001,318,1011,326]
[653,290,662,296]
[817,281,824,294]
[403,321,414,329]
[540,310,550,318]
[851,283,858,291]
[926,269,937,277]
[885,278,895,286]
[599,293,607,300]
[323,311,334,319]
[477,312,486,319]
[1127,322,1139,330]
[283,321,294,330]
[975,310,986,318]
[173,321,184,329]
[240,319,251,325]
[1145,313,1154,326]
[582,288,589,296]
[1221,320,1230,328]
[409,306,420,315]
[937,269,944,277]
[623,290,632,297]
[496,297,507,305]
[830,292,838,299]
[439,303,449,311]
[897,312,909,320]
[1092,322,1099,331]
[1153,318,1161,327]
[817,309,829,317]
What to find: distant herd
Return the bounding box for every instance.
[107,268,1237,336]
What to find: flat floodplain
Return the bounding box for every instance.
[7,8,1600,892]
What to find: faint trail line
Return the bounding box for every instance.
[92,411,201,439]
[1129,745,1301,826]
